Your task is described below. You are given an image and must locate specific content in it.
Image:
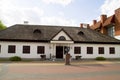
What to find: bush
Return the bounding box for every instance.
[9,56,22,61]
[95,57,106,61]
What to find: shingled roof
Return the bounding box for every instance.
[0,24,120,44]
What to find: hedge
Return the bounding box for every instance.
[95,56,106,61]
[9,56,22,61]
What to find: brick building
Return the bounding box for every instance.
[89,8,120,40]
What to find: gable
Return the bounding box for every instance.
[52,30,72,41]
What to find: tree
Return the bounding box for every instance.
[0,20,6,30]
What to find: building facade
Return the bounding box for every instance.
[90,8,120,40]
[0,24,120,59]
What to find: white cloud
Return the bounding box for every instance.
[100,0,120,16]
[40,16,77,26]
[1,7,44,26]
[42,0,74,6]
[0,0,44,26]
[0,0,77,27]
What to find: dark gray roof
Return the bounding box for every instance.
[0,24,120,43]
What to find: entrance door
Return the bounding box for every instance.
[56,46,63,59]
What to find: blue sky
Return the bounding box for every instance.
[0,0,120,27]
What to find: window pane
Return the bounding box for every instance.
[99,47,104,54]
[107,26,115,37]
[74,47,81,54]
[37,46,44,54]
[8,45,16,53]
[110,47,115,54]
[87,47,93,54]
[23,46,30,54]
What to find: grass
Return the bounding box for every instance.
[0,58,9,61]
[0,58,120,63]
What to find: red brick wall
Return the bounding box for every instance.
[100,27,107,35]
[115,8,120,36]
[90,8,120,37]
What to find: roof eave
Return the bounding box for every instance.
[0,39,49,43]
[74,41,120,44]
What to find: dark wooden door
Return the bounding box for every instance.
[56,46,63,59]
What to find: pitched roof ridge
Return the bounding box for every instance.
[11,24,79,28]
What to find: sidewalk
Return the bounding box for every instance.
[0,60,120,80]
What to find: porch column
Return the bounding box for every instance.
[52,44,56,58]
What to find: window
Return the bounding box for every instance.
[74,47,81,54]
[64,46,70,54]
[78,31,84,35]
[58,36,66,41]
[99,47,104,54]
[107,26,115,37]
[109,47,115,54]
[8,45,16,53]
[87,47,93,54]
[33,29,41,34]
[37,46,45,54]
[23,46,30,54]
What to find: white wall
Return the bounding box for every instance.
[71,43,120,59]
[0,41,51,59]
[0,41,120,59]
[115,35,120,40]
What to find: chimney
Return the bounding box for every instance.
[80,23,83,28]
[87,24,90,28]
[93,20,97,25]
[80,23,89,28]
[100,15,107,23]
[24,21,29,24]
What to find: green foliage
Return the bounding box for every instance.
[95,56,106,61]
[0,20,6,30]
[9,56,22,61]
[0,58,9,61]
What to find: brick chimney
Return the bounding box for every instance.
[80,23,83,28]
[100,14,107,23]
[87,24,90,28]
[80,23,90,28]
[93,20,97,25]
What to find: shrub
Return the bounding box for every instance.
[9,56,22,61]
[95,56,106,61]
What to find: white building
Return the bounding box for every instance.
[0,24,120,59]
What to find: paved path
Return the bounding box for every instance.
[0,61,120,80]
